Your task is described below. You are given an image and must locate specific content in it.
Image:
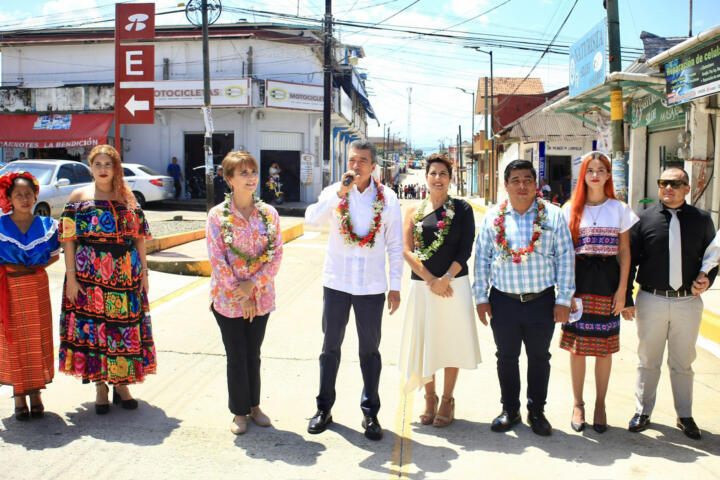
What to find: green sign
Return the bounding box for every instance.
[664,39,720,105]
[629,95,685,131]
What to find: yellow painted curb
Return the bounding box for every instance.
[468,201,488,214]
[146,229,206,254]
[700,310,720,347]
[281,222,304,244]
[390,390,414,478]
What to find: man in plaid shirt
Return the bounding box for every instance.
[473,159,575,436]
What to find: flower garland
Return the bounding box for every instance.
[413,196,455,261]
[336,178,385,248]
[221,194,277,268]
[493,196,548,263]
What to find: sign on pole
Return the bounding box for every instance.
[115,2,156,145]
[569,19,607,98]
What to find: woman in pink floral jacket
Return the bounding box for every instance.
[206,151,283,435]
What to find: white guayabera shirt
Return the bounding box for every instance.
[305,180,403,295]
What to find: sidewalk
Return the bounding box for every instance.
[463,195,720,358]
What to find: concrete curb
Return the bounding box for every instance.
[146,229,205,254]
[147,222,305,277]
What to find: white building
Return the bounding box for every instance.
[0,23,375,202]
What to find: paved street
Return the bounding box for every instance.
[1,201,719,479]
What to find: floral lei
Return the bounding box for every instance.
[413,195,455,261]
[336,178,385,248]
[221,194,277,268]
[0,171,40,213]
[493,196,547,263]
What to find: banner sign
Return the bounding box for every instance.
[629,95,685,130]
[265,80,323,111]
[569,19,607,98]
[664,39,720,105]
[152,79,251,107]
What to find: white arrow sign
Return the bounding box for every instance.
[125,95,150,116]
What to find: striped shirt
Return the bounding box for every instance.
[472,199,575,306]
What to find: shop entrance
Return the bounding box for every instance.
[260,150,301,202]
[184,133,234,199]
[546,155,572,202]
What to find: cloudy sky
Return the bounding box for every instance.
[2,0,719,152]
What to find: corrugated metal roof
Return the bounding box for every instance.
[500,89,597,142]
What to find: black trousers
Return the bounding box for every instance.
[212,305,269,416]
[489,288,555,414]
[173,177,182,199]
[317,287,385,417]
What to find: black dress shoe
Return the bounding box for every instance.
[628,413,650,432]
[307,410,332,434]
[362,415,383,440]
[491,410,521,432]
[527,411,552,436]
[677,417,701,440]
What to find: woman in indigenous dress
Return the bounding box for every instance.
[562,151,638,433]
[398,154,481,427]
[206,151,283,435]
[0,172,59,420]
[58,145,155,414]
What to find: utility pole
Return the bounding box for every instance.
[322,0,333,187]
[484,76,489,201]
[689,0,693,37]
[458,125,464,196]
[606,0,626,200]
[201,0,214,212]
[457,87,475,195]
[407,87,412,157]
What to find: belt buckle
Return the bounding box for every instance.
[520,293,531,302]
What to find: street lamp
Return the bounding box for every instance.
[457,87,475,196]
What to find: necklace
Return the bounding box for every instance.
[493,196,548,263]
[336,178,386,247]
[221,194,277,268]
[413,195,455,261]
[586,201,606,226]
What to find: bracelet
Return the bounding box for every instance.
[444,272,455,279]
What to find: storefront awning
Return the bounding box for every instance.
[0,113,113,149]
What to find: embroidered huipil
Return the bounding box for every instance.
[206,201,283,318]
[561,199,638,255]
[472,200,575,306]
[305,180,403,295]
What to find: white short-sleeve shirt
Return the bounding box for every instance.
[562,199,639,255]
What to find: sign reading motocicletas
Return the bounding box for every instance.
[265,80,324,111]
[115,3,155,125]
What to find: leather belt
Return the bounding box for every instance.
[496,286,554,303]
[641,286,692,298]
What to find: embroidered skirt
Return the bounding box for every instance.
[398,277,482,393]
[0,268,54,395]
[560,255,621,356]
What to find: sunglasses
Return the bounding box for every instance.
[657,179,688,189]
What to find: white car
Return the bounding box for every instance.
[122,163,175,207]
[0,159,93,217]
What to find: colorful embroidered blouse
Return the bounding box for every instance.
[0,215,60,266]
[59,200,151,243]
[206,201,283,318]
[562,199,638,256]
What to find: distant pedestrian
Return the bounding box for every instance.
[623,166,716,440]
[304,140,402,441]
[473,159,575,436]
[0,171,59,421]
[213,166,227,205]
[206,151,283,435]
[167,156,183,199]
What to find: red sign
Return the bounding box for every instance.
[118,45,154,82]
[117,88,155,124]
[116,3,155,41]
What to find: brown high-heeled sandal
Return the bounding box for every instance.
[420,393,438,425]
[433,396,455,427]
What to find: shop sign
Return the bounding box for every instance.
[266,80,323,111]
[154,79,251,107]
[664,39,720,105]
[629,95,685,130]
[569,19,607,98]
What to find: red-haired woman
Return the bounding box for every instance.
[58,145,156,414]
[561,151,638,433]
[0,171,59,420]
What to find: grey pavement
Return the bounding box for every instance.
[1,203,719,479]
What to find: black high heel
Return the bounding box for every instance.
[113,387,138,410]
[571,403,585,432]
[95,383,110,415]
[14,406,30,421]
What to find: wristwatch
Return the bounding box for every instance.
[444,272,455,279]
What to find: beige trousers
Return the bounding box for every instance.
[634,290,703,418]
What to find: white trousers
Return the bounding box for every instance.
[634,290,703,418]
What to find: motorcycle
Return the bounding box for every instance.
[264,176,285,205]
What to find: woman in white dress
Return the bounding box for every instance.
[398,154,481,427]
